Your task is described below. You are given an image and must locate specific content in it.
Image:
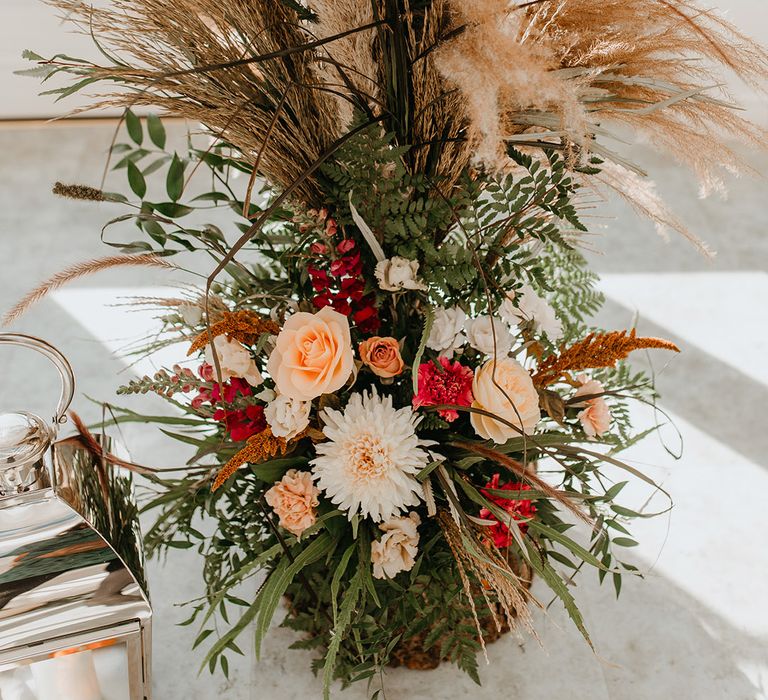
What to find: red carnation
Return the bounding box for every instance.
[479,474,536,548]
[412,356,474,422]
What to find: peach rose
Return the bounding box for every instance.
[470,358,541,443]
[267,306,354,401]
[358,336,404,378]
[264,469,320,536]
[573,376,611,438]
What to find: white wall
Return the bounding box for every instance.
[0,0,110,119]
[0,0,766,121]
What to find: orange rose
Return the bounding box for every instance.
[470,358,540,443]
[267,306,354,401]
[358,336,404,378]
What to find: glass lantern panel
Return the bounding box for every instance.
[0,639,130,700]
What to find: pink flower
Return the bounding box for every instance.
[265,470,320,536]
[213,404,266,442]
[479,474,536,548]
[310,242,328,255]
[412,357,474,422]
[573,375,611,438]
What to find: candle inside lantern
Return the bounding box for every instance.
[0,642,131,700]
[30,650,102,700]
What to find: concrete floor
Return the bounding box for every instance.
[1,121,767,699]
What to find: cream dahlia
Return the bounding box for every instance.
[311,390,431,522]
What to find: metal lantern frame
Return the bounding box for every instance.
[0,334,152,700]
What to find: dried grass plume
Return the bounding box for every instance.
[3,254,176,326]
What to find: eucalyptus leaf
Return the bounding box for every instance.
[147,113,166,149]
[126,161,147,198]
[125,109,143,145]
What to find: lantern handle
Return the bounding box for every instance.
[0,333,75,427]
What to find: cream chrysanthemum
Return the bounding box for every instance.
[311,390,430,522]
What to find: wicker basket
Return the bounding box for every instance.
[387,558,533,671]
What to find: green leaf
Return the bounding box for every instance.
[166,153,185,201]
[125,109,143,145]
[411,305,434,394]
[251,457,309,483]
[323,568,363,700]
[603,481,628,502]
[330,543,356,621]
[527,521,608,572]
[142,219,166,246]
[253,533,336,658]
[152,202,193,218]
[142,156,170,177]
[193,629,213,649]
[416,460,442,482]
[21,49,45,61]
[201,534,335,674]
[39,77,100,101]
[524,541,592,648]
[612,537,639,548]
[191,191,231,203]
[113,149,151,170]
[126,161,147,199]
[147,113,166,149]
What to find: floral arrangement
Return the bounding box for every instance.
[11,0,768,696]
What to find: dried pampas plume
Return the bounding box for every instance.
[3,254,176,326]
[436,0,768,185]
[38,0,768,249]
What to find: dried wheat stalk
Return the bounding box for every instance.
[3,254,176,325]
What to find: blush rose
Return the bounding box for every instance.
[573,375,611,437]
[267,306,355,401]
[470,357,541,443]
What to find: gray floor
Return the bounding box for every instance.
[1,121,767,699]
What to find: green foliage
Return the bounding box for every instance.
[536,241,604,343]
[67,113,673,692]
[323,122,477,304]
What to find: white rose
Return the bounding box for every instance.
[375,256,427,292]
[205,335,263,386]
[426,306,467,356]
[500,284,563,341]
[465,316,513,357]
[178,302,202,326]
[371,512,421,579]
[255,387,277,403]
[264,394,311,440]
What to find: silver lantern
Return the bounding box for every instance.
[0,334,152,700]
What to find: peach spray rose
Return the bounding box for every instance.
[358,336,404,378]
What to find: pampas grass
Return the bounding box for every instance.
[49,0,350,204]
[437,0,768,183]
[36,0,768,245]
